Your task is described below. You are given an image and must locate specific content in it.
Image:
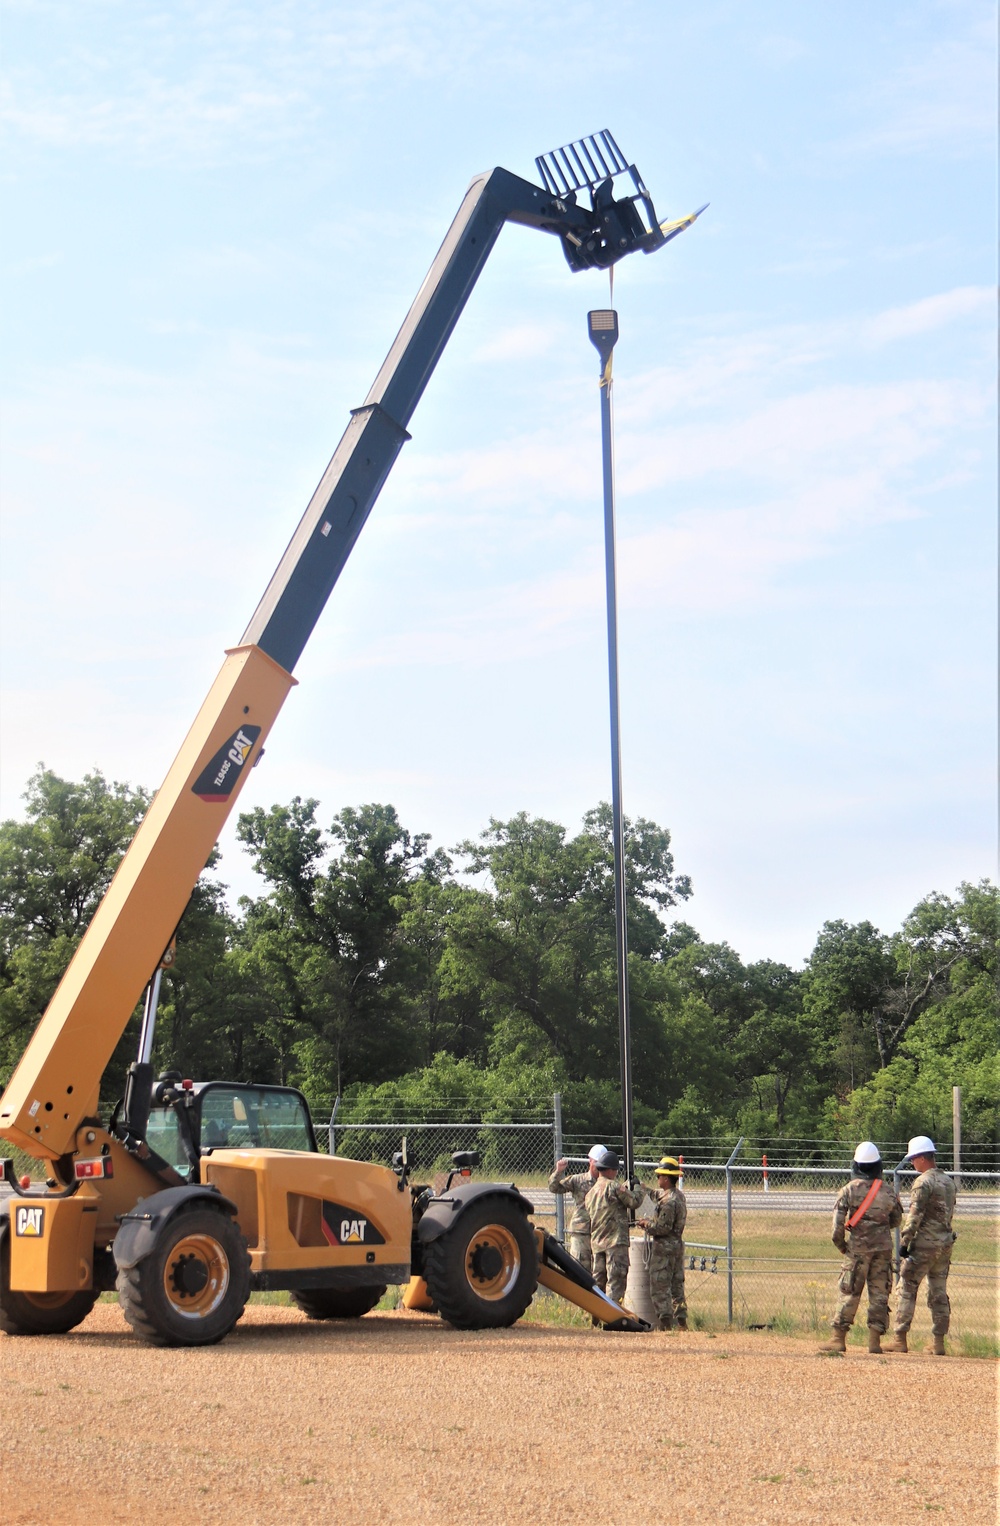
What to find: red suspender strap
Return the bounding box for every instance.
[846,1178,882,1229]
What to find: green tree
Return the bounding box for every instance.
[0,768,150,1085]
[0,766,241,1101]
[834,882,999,1146]
[235,799,446,1097]
[449,806,692,1118]
[732,961,812,1132]
[802,920,895,1093]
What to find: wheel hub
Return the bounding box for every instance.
[470,1244,504,1282]
[464,1224,521,1301]
[163,1231,230,1318]
[170,1252,210,1298]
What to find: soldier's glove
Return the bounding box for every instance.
[833,1242,847,1256]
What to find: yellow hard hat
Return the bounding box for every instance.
[655,1156,681,1177]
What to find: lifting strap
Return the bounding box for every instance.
[847,1178,882,1229]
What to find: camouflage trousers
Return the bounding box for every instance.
[568,1234,593,1276]
[831,1245,893,1333]
[895,1238,953,1337]
[593,1245,630,1307]
[648,1239,687,1329]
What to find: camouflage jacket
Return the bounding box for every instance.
[831,1177,901,1253]
[547,1167,593,1236]
[585,1175,644,1250]
[902,1168,957,1250]
[644,1185,687,1242]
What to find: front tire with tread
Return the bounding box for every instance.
[423,1194,537,1330]
[116,1204,250,1347]
[0,1218,98,1336]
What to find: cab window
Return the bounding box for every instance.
[145,1107,190,1178]
[199,1087,313,1153]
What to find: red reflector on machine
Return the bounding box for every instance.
[74,1158,113,1179]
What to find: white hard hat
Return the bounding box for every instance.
[587,1144,608,1161]
[853,1141,881,1165]
[907,1135,936,1158]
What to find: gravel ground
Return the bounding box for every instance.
[2,1304,996,1525]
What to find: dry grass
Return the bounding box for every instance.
[678,1208,999,1344]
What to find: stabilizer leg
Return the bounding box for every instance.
[535,1229,649,1331]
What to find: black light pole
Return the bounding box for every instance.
[588,308,634,1186]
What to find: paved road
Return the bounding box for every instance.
[526,1189,998,1218]
[4,1182,995,1219]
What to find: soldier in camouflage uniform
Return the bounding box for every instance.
[819,1141,901,1354]
[637,1156,688,1331]
[585,1151,643,1307]
[548,1145,606,1274]
[884,1135,957,1356]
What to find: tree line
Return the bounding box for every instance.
[0,768,996,1153]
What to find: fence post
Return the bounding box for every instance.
[553,1092,565,1243]
[725,1135,744,1325]
[328,1094,340,1157]
[953,1085,962,1191]
[892,1156,905,1273]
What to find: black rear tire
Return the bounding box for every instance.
[423,1194,537,1329]
[0,1218,99,1336]
[291,1284,386,1320]
[116,1204,250,1347]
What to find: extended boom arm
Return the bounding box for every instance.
[1,133,697,1164]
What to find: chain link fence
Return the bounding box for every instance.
[613,1151,996,1348]
[323,1114,997,1346]
[329,1117,562,1237]
[5,1094,994,1346]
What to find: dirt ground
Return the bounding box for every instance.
[2,1303,996,1525]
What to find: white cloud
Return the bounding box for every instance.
[866,285,996,343]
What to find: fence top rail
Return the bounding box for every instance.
[566,1156,1000,1184]
[566,1136,1000,1165]
[334,1120,554,1132]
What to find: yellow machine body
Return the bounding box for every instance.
[5,1127,189,1292]
[200,1152,411,1282]
[6,1188,99,1293]
[0,646,295,1161]
[401,1275,437,1312]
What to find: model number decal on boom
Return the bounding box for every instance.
[320,1201,386,1247]
[192,726,262,802]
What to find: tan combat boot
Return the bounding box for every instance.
[932,1334,947,1356]
[818,1327,848,1354]
[868,1329,882,1354]
[882,1331,908,1353]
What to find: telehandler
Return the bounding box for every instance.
[0,133,701,1346]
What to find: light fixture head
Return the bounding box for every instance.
[587,308,619,367]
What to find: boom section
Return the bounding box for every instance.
[1,147,674,1164]
[240,167,603,674]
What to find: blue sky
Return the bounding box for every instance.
[1,1,995,964]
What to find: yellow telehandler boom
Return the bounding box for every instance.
[0,134,698,1344]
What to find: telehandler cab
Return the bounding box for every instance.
[0,132,701,1346]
